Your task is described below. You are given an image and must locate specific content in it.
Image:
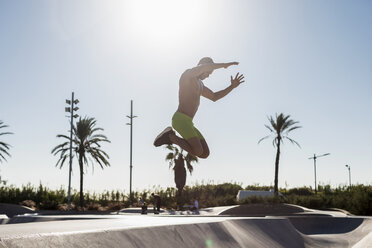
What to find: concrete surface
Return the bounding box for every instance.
[0,204,371,248]
[116,206,237,216]
[219,203,350,217]
[0,215,371,247]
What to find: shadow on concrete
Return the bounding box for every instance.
[0,203,35,218]
[289,216,364,235]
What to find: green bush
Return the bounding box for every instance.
[286,187,313,196]
[0,182,371,215]
[239,195,282,205]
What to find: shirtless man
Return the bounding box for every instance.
[154,57,244,158]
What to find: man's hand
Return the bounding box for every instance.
[224,62,239,68]
[230,72,245,88]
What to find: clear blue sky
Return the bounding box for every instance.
[1,0,371,193]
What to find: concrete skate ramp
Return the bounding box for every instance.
[1,217,371,248]
[300,218,372,248]
[219,203,305,216]
[0,219,305,248]
[353,232,372,248]
[289,217,364,234]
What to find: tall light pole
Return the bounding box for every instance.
[65,92,79,211]
[345,164,351,188]
[126,100,137,205]
[308,153,330,194]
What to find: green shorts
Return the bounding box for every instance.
[172,112,204,140]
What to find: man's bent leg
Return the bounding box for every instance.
[186,137,204,157]
[199,139,210,159]
[194,127,209,159]
[169,133,203,157]
[171,112,206,157]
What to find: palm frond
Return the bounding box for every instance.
[185,153,198,163]
[285,137,301,148]
[186,160,194,174]
[0,132,13,136]
[0,122,12,132]
[258,135,270,144]
[51,142,69,154]
[55,154,68,169]
[165,144,174,151]
[174,146,180,155]
[269,116,277,131]
[0,147,10,156]
[57,147,69,158]
[165,152,174,161]
[56,134,71,140]
[90,153,104,170]
[261,113,301,149]
[90,127,104,134]
[89,148,110,167]
[0,153,8,162]
[264,125,274,133]
[0,121,8,128]
[90,134,110,142]
[97,149,109,159]
[281,120,298,132]
[52,116,110,175]
[60,155,69,169]
[0,149,10,162]
[0,142,11,149]
[285,125,302,134]
[0,122,13,163]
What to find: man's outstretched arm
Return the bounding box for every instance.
[188,62,239,77]
[202,73,245,102]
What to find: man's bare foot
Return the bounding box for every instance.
[153,127,175,147]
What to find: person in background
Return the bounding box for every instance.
[151,193,161,214]
[194,199,199,210]
[139,197,147,215]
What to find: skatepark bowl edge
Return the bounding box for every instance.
[0,204,371,248]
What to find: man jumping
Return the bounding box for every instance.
[154,57,244,158]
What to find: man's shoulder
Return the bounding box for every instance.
[181,67,200,79]
[181,69,199,84]
[181,68,191,77]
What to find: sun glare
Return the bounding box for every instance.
[126,0,203,45]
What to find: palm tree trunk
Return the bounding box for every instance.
[174,156,186,210]
[176,188,183,210]
[274,141,281,196]
[79,155,84,208]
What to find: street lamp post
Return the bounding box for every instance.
[308,153,330,194]
[126,100,137,205]
[65,92,79,211]
[345,165,351,188]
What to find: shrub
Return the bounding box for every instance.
[19,200,36,209]
[0,182,371,215]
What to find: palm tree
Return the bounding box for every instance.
[52,117,110,207]
[0,121,13,163]
[258,113,301,196]
[165,145,198,208]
